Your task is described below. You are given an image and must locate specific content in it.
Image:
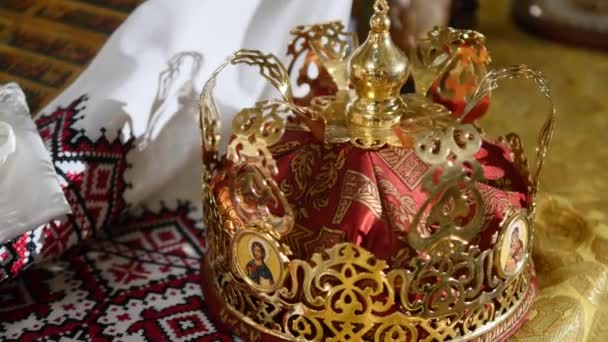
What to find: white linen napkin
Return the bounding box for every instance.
[0,83,70,243]
[38,0,353,210]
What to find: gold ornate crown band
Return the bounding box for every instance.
[199,1,556,340]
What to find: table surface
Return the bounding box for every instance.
[479,1,608,341]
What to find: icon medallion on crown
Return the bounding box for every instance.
[199,0,556,340]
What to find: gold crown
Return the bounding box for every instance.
[199,1,556,340]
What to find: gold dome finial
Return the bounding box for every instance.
[347,0,410,133]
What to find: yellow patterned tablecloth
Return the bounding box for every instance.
[477,1,608,341]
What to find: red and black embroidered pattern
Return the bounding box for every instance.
[0,96,134,282]
[0,204,232,341]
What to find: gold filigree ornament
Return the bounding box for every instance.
[410,26,489,98]
[199,0,556,340]
[468,65,556,220]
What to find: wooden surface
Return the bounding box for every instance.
[0,0,143,113]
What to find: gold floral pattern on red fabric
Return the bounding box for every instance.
[478,183,523,227]
[376,148,428,190]
[333,170,382,224]
[279,142,350,217]
[259,126,529,263]
[373,165,417,235]
[282,225,346,263]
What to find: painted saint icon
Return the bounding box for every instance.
[504,226,525,273]
[233,230,284,292]
[497,212,529,278]
[246,241,274,287]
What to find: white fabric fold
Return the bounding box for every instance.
[0,83,70,243]
[0,121,16,166]
[37,0,352,211]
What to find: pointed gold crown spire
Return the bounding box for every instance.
[347,0,410,131]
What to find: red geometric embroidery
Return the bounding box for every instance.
[0,206,230,341]
[0,96,134,283]
[109,260,151,285]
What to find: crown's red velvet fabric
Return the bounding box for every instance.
[213,126,529,263]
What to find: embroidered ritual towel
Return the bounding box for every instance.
[0,0,352,282]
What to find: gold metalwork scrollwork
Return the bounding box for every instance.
[199,1,546,338]
[200,74,221,177]
[199,50,301,237]
[227,101,295,236]
[374,0,390,14]
[409,124,485,252]
[203,184,533,341]
[464,65,556,220]
[287,21,358,102]
[411,26,489,97]
[396,243,502,318]
[231,49,293,101]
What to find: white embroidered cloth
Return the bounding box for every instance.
[36,1,352,214]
